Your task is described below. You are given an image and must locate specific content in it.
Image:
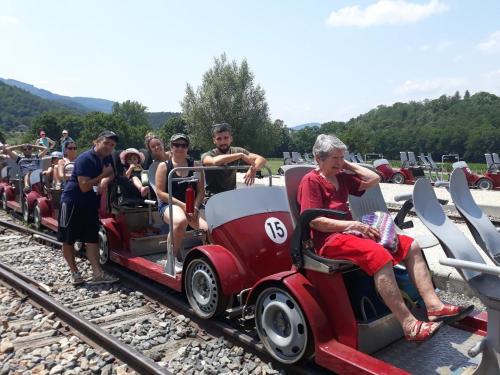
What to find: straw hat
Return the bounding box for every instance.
[119,148,145,165]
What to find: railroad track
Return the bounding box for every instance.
[0,213,327,375]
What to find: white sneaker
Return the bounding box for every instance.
[175,260,183,274]
[89,272,119,285]
[71,271,85,285]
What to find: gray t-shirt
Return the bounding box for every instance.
[201,146,249,195]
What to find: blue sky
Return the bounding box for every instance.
[1,0,500,126]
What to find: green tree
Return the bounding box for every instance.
[157,116,188,143]
[181,54,274,155]
[112,100,149,128]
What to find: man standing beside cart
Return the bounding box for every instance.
[201,122,267,196]
[58,130,119,285]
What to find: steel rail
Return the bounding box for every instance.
[0,261,169,375]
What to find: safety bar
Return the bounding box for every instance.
[439,258,500,277]
[434,180,449,188]
[163,164,272,276]
[394,193,412,202]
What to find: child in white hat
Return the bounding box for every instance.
[120,148,149,197]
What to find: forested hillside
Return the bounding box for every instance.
[290,91,500,162]
[0,81,79,129]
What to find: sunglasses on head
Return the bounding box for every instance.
[172,143,188,149]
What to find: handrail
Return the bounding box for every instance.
[163,164,273,275]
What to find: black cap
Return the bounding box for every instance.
[170,133,190,145]
[98,130,119,142]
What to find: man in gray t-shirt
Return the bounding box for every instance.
[201,123,267,196]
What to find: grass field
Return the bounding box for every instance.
[263,158,488,176]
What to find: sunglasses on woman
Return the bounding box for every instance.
[67,147,77,150]
[172,143,188,149]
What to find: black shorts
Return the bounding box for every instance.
[57,202,100,245]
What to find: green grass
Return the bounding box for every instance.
[262,157,488,176]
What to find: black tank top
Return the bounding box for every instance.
[165,158,196,203]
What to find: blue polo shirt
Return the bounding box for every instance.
[61,148,113,208]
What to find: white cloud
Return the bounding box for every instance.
[396,77,464,95]
[452,54,464,63]
[436,41,453,51]
[0,16,19,25]
[326,0,449,28]
[477,30,500,53]
[419,44,430,52]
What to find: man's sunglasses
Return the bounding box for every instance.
[67,147,77,150]
[172,143,188,149]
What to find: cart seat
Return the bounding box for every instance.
[449,168,500,264]
[284,165,355,273]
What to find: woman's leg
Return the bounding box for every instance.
[403,241,443,311]
[162,205,188,260]
[186,215,208,231]
[374,262,418,334]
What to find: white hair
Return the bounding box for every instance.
[312,134,347,161]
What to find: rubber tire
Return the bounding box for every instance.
[255,287,313,365]
[476,178,493,191]
[185,256,229,319]
[32,202,42,231]
[22,197,30,223]
[277,168,284,176]
[392,172,405,184]
[98,227,109,265]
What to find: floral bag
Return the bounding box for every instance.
[361,211,399,253]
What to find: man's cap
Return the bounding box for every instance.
[170,133,190,145]
[51,151,64,159]
[62,130,68,134]
[98,130,119,142]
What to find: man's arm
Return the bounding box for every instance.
[202,152,246,166]
[242,152,267,186]
[37,146,49,158]
[77,164,113,193]
[3,145,19,159]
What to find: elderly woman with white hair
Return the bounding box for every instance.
[297,134,472,342]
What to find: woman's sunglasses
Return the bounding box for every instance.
[172,143,188,149]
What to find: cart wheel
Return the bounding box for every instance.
[476,178,493,191]
[392,172,405,184]
[33,202,42,231]
[22,197,30,223]
[2,192,8,211]
[98,227,109,265]
[277,167,284,176]
[185,257,229,319]
[255,287,313,364]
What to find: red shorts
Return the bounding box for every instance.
[318,233,414,276]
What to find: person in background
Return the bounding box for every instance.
[57,141,78,186]
[201,123,266,196]
[60,130,74,152]
[43,151,64,188]
[35,130,56,150]
[155,134,207,273]
[141,132,171,169]
[58,130,119,285]
[3,143,48,192]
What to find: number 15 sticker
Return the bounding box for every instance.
[264,217,288,244]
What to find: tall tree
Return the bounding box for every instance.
[181,54,273,155]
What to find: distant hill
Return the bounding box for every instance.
[0,81,80,130]
[0,78,115,113]
[291,122,320,131]
[147,111,181,129]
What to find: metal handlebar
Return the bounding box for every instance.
[439,258,500,277]
[163,164,272,276]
